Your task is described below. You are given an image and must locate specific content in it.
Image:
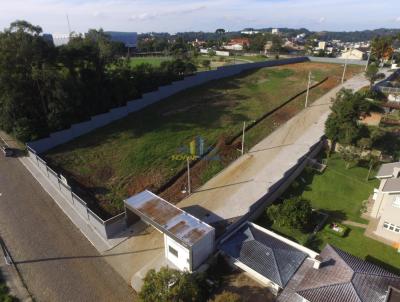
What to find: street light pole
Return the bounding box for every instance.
[365,47,372,71]
[186,157,191,195]
[341,48,351,84]
[305,71,312,108]
[241,121,246,155]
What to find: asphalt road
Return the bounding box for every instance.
[0,154,135,302]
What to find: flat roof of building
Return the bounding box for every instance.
[382,178,400,192]
[376,162,400,178]
[124,190,214,247]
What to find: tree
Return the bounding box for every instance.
[202,59,211,70]
[339,147,360,169]
[357,137,372,150]
[210,291,242,302]
[365,63,379,89]
[270,35,283,53]
[215,29,225,48]
[371,36,393,63]
[267,197,312,230]
[139,267,206,302]
[325,89,372,146]
[208,49,216,57]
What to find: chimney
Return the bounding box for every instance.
[313,255,323,269]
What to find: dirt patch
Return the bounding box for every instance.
[359,112,383,126]
[126,170,164,196]
[209,257,275,302]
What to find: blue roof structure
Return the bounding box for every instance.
[105,31,137,48]
[220,223,308,287]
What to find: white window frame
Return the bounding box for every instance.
[393,196,400,208]
[383,221,400,233]
[168,245,179,258]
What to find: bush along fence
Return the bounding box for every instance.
[27,57,309,153]
[26,146,126,240]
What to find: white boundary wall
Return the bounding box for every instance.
[27,147,126,240]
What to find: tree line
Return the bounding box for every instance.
[0,21,196,142]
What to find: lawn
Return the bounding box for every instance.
[128,56,172,67]
[298,154,378,223]
[45,62,362,217]
[310,226,400,274]
[258,154,400,274]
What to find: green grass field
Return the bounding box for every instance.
[258,154,400,274]
[300,154,378,223]
[128,56,172,67]
[45,62,362,216]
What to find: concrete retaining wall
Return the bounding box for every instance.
[27,57,308,153]
[26,147,126,240]
[220,139,325,244]
[308,56,368,66]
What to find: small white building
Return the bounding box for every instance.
[340,48,366,60]
[317,41,326,50]
[124,191,215,272]
[272,28,279,35]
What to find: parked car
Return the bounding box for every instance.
[1,146,13,157]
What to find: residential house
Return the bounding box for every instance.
[279,244,400,302]
[219,222,320,294]
[370,162,400,243]
[272,28,279,35]
[224,38,250,51]
[340,48,367,60]
[220,222,400,300]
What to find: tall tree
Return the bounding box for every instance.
[365,63,379,89]
[139,267,206,302]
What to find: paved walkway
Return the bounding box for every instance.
[342,220,368,229]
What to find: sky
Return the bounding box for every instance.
[0,0,400,34]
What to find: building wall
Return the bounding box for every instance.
[164,235,190,271]
[374,193,400,242]
[191,229,215,270]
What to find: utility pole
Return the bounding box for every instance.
[365,47,372,71]
[241,121,246,155]
[305,71,312,108]
[341,48,352,84]
[186,157,191,195]
[66,14,72,35]
[341,58,348,84]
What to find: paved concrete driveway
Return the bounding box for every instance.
[0,155,135,302]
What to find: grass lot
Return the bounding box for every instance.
[258,154,400,274]
[128,56,172,67]
[296,154,378,223]
[45,62,362,216]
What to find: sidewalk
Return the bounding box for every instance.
[0,238,32,302]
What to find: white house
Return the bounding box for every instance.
[340,48,366,60]
[369,162,400,243]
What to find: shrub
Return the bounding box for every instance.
[210,291,242,302]
[324,222,348,237]
[139,267,206,302]
[267,197,312,230]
